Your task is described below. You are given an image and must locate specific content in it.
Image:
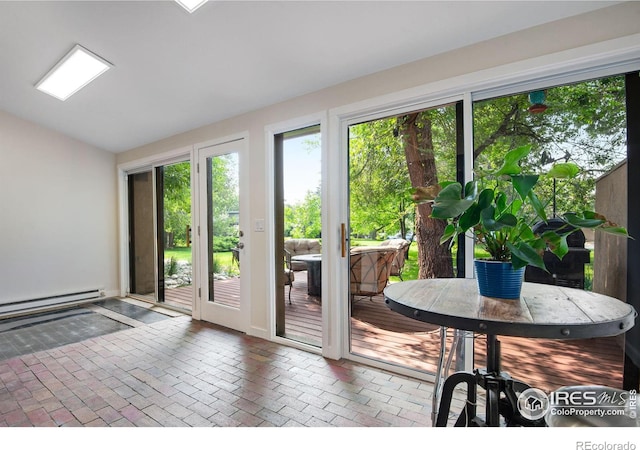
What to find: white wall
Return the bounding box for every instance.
[116,3,640,337]
[0,110,118,304]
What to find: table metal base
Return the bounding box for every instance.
[435,334,546,427]
[435,369,545,426]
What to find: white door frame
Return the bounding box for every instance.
[264,113,331,355]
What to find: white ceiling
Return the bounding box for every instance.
[0,1,618,153]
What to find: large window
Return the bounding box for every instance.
[341,72,634,391]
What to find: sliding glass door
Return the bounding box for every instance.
[471,74,629,391]
[158,161,193,311]
[274,125,322,347]
[346,102,465,373]
[126,160,192,311]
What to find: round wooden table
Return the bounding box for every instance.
[384,278,637,427]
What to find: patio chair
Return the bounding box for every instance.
[379,238,411,280]
[284,249,295,304]
[349,247,397,302]
[284,238,321,271]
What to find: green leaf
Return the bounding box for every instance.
[541,230,569,260]
[431,183,475,219]
[464,180,477,198]
[582,211,601,219]
[477,189,494,209]
[481,207,517,231]
[601,226,630,237]
[518,223,536,241]
[459,203,482,231]
[563,212,605,228]
[528,190,547,223]
[495,191,507,213]
[577,211,629,236]
[497,213,518,227]
[512,175,539,201]
[507,242,546,271]
[440,223,457,245]
[547,162,580,179]
[511,253,526,270]
[440,181,458,189]
[493,145,532,176]
[479,205,496,230]
[508,197,523,216]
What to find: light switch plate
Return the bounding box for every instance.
[255,219,265,232]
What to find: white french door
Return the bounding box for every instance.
[196,138,248,332]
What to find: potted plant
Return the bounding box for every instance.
[413,144,629,299]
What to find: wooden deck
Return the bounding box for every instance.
[164,284,194,310]
[161,272,625,393]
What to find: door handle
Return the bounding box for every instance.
[341,223,347,257]
[237,242,245,249]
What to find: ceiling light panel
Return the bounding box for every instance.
[35,45,112,101]
[175,0,208,13]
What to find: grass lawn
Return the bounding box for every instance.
[352,239,595,289]
[164,246,193,263]
[167,241,593,288]
[164,246,237,273]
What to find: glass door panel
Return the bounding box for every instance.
[274,126,322,347]
[347,102,464,374]
[160,161,193,311]
[128,170,156,301]
[198,140,246,331]
[471,74,628,391]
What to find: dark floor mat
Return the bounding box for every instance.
[92,298,170,324]
[0,308,131,361]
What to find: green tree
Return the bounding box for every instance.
[348,75,627,280]
[209,154,240,250]
[473,76,626,219]
[163,161,191,248]
[396,107,458,278]
[349,105,458,277]
[349,119,411,238]
[285,188,321,238]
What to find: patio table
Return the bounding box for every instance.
[383,278,637,427]
[291,254,322,296]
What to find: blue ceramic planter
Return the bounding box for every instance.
[474,260,525,299]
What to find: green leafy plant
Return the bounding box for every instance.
[413,145,629,271]
[164,256,179,277]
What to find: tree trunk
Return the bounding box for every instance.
[165,231,175,249]
[398,113,454,279]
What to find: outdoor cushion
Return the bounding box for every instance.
[284,239,322,271]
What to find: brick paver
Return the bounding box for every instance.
[0,315,437,427]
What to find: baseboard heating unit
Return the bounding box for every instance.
[0,289,105,319]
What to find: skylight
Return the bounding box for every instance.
[175,0,208,13]
[35,45,112,101]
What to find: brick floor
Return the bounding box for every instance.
[0,315,437,428]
